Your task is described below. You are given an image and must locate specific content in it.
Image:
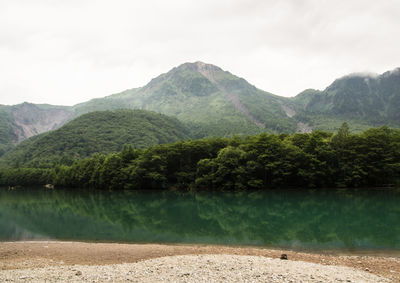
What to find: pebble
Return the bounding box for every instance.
[0,255,390,282]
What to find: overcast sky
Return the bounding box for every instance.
[1,0,400,106]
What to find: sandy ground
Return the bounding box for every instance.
[0,241,399,282]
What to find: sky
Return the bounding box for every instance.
[1,0,400,106]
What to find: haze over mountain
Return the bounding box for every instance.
[0,61,399,157]
[296,69,400,121]
[292,68,400,131]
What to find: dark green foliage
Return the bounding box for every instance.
[0,167,53,186]
[1,126,399,189]
[0,110,190,168]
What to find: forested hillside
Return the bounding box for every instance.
[292,69,400,131]
[1,124,399,190]
[0,110,189,168]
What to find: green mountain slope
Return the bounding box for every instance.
[0,109,190,167]
[72,88,141,116]
[292,69,400,131]
[74,62,297,137]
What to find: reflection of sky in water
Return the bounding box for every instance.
[0,187,399,251]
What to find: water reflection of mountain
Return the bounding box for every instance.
[0,188,399,250]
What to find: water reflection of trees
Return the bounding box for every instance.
[0,188,399,249]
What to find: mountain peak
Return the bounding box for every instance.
[144,61,227,92]
[193,61,223,83]
[175,61,223,77]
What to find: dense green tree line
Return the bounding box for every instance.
[0,125,399,189]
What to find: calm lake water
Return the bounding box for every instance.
[0,187,399,251]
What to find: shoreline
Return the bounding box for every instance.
[1,241,399,281]
[3,239,400,257]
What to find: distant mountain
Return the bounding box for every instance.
[0,103,73,155]
[0,109,189,167]
[292,68,400,130]
[73,62,298,138]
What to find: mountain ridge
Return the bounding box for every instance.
[0,62,399,156]
[296,67,400,128]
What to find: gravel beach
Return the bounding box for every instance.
[1,242,399,282]
[0,254,391,282]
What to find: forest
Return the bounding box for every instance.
[0,124,399,190]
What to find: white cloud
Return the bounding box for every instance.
[0,0,400,105]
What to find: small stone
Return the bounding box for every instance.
[75,271,82,276]
[280,254,288,260]
[365,268,370,272]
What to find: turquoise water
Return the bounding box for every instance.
[0,187,399,251]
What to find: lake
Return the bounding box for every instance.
[0,187,399,251]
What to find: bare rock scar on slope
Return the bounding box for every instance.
[11,103,73,144]
[226,93,265,128]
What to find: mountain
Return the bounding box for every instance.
[292,68,400,131]
[1,62,400,156]
[0,109,190,167]
[0,62,302,155]
[73,62,298,137]
[0,103,73,155]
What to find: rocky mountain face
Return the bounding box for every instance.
[11,103,74,143]
[0,103,73,155]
